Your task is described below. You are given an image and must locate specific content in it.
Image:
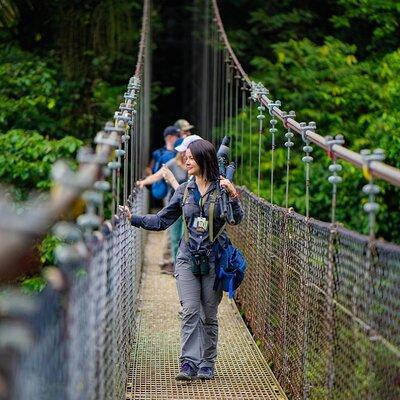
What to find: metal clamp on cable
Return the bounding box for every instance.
[282,110,295,130]
[119,102,134,112]
[127,76,141,91]
[325,135,345,224]
[114,111,132,125]
[360,148,385,237]
[103,121,125,135]
[77,147,108,165]
[282,111,296,208]
[94,130,119,148]
[250,81,268,103]
[124,91,137,102]
[51,160,88,191]
[267,100,281,204]
[300,121,316,218]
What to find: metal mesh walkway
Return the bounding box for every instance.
[125,230,287,400]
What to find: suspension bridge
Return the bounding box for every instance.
[0,1,399,399]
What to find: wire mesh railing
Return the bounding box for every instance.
[0,0,151,398]
[229,189,400,399]
[5,192,147,400]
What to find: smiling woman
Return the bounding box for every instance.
[185,140,219,185]
[120,138,243,380]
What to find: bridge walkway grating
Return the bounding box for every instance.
[125,230,288,400]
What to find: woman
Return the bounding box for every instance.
[120,139,243,380]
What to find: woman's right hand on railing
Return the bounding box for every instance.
[118,205,132,220]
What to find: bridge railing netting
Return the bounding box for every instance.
[3,190,148,400]
[230,188,400,400]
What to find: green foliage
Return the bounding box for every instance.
[227,25,400,242]
[21,276,46,293]
[0,45,69,138]
[331,0,400,55]
[39,234,62,266]
[0,129,82,198]
[258,40,400,241]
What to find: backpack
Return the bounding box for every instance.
[182,184,247,298]
[151,149,176,200]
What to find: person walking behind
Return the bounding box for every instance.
[136,135,203,273]
[145,125,180,176]
[120,139,243,381]
[145,126,180,269]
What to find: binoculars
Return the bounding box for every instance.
[191,253,210,276]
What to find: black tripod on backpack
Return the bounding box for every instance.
[216,136,236,225]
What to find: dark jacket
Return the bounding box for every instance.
[131,179,244,257]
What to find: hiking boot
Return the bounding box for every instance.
[160,262,174,275]
[176,363,197,380]
[197,367,214,380]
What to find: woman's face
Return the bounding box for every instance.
[185,148,200,176]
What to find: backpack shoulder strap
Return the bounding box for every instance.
[209,185,226,243]
[182,183,226,245]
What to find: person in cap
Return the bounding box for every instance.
[120,138,243,381]
[136,135,203,274]
[144,125,181,271]
[174,119,194,138]
[146,125,180,176]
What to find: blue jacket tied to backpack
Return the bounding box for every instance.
[215,241,246,299]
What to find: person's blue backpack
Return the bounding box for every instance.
[151,149,175,200]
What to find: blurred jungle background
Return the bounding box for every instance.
[1,0,400,286]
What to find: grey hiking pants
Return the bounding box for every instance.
[174,249,223,370]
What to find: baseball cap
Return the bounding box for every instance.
[163,126,180,137]
[174,119,194,132]
[175,134,203,152]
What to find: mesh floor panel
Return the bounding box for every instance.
[125,230,287,400]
